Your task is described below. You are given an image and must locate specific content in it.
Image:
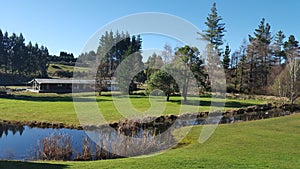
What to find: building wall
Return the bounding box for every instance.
[37,83,94,93]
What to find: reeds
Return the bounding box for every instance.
[37,133,72,161]
[36,120,176,161]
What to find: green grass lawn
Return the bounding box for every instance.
[1,114,299,169]
[0,92,267,125]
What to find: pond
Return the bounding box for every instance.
[0,124,89,160]
[0,122,176,161]
[0,105,293,161]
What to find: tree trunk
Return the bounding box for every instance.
[166,94,170,101]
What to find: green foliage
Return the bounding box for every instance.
[95,31,143,94]
[284,35,299,51]
[77,51,97,67]
[146,70,177,101]
[245,18,273,93]
[174,45,205,101]
[200,2,226,55]
[222,44,230,70]
[145,52,164,79]
[0,29,49,77]
[249,18,272,44]
[273,30,286,64]
[117,45,144,94]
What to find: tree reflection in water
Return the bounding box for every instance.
[0,123,25,138]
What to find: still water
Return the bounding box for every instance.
[0,124,89,160]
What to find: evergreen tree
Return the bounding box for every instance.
[0,30,49,78]
[248,18,273,93]
[95,31,143,95]
[237,40,248,93]
[284,35,299,51]
[273,30,286,64]
[222,44,231,70]
[39,45,49,77]
[2,32,10,73]
[15,33,26,75]
[9,33,18,74]
[0,30,4,70]
[200,2,226,56]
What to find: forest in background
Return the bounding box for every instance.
[1,3,300,104]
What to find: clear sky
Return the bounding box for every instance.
[1,0,300,57]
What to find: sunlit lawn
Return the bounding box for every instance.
[0,113,299,169]
[0,92,267,125]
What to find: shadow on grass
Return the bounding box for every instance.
[3,95,112,102]
[0,161,68,169]
[169,100,260,108]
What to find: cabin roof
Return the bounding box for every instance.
[29,78,95,84]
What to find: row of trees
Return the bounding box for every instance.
[144,2,300,103]
[199,3,300,104]
[146,45,205,101]
[84,31,144,95]
[221,18,300,105]
[0,30,49,77]
[87,2,299,103]
[49,51,76,64]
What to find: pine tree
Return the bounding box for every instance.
[0,30,4,70]
[222,44,230,70]
[95,31,143,95]
[248,18,273,93]
[2,32,10,73]
[200,2,226,56]
[15,33,26,75]
[273,30,286,64]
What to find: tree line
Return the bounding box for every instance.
[76,31,144,95]
[49,51,77,65]
[202,3,300,104]
[0,30,49,77]
[86,2,300,104]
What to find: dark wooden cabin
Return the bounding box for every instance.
[28,78,95,93]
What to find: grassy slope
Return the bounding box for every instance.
[1,114,299,169]
[0,93,266,125]
[48,64,89,73]
[47,63,89,78]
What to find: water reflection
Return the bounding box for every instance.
[0,107,293,161]
[0,125,87,160]
[0,123,24,138]
[0,123,176,161]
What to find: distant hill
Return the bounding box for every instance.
[47,63,90,78]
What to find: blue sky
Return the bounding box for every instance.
[1,0,300,57]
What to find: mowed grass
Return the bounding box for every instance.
[1,114,299,169]
[0,92,266,125]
